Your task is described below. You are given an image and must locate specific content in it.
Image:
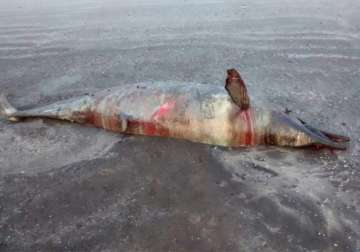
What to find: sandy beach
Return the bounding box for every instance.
[0,0,360,251]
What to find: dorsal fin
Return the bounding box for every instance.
[225,68,250,110]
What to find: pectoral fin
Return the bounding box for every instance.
[118,112,128,132]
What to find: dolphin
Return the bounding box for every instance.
[0,69,349,149]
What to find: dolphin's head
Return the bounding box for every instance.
[263,111,349,149]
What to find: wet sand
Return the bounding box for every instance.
[1,0,360,251]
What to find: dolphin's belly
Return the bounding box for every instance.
[93,82,248,146]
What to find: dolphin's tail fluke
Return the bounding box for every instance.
[1,94,97,124]
[0,94,19,121]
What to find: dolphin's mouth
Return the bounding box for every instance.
[296,117,350,149]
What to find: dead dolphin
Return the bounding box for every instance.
[0,69,349,149]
